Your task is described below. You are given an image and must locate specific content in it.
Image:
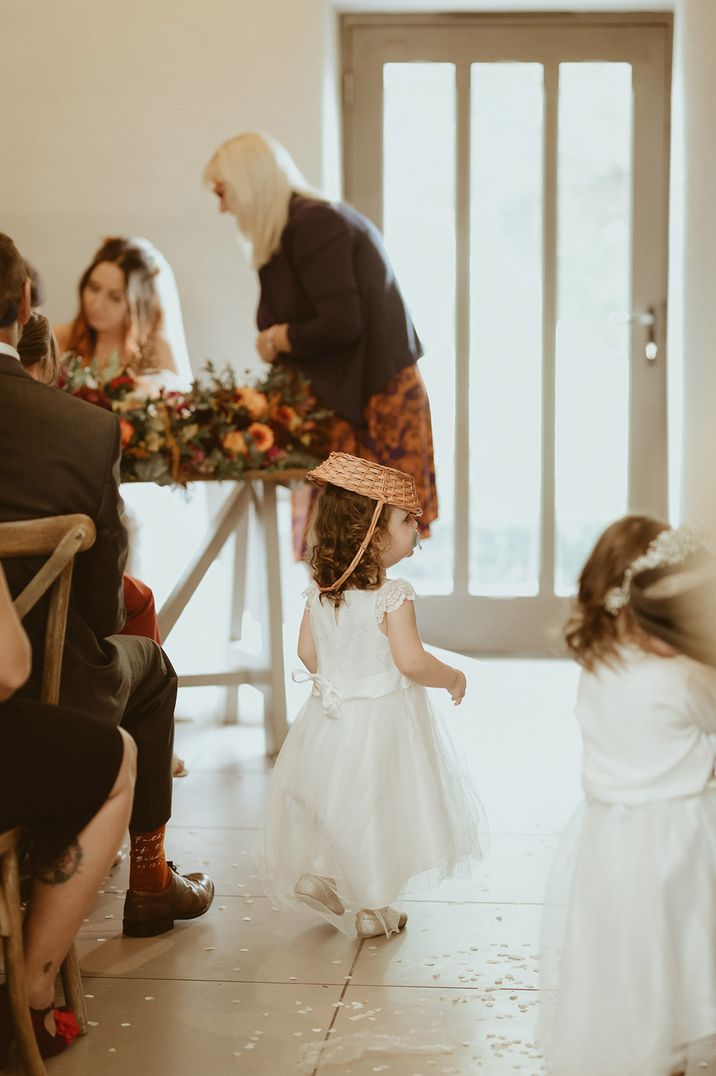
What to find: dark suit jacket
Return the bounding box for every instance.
[257,195,422,426]
[0,353,129,721]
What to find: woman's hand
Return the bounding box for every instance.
[256,323,291,364]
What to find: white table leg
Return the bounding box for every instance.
[158,483,250,641]
[224,494,252,725]
[230,493,250,642]
[255,481,288,755]
[155,478,289,754]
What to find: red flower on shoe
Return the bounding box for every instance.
[52,1009,80,1045]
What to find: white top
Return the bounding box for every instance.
[0,343,20,361]
[578,646,716,805]
[303,577,416,700]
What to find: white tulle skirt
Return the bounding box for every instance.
[540,787,716,1075]
[259,682,484,935]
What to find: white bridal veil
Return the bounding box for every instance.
[130,237,194,388]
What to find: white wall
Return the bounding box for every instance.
[678,0,716,526]
[1,0,340,377]
[9,0,716,536]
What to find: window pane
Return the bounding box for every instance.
[383,62,456,594]
[555,63,633,593]
[469,63,544,596]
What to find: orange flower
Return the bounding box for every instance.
[223,430,248,456]
[119,419,135,448]
[247,422,274,452]
[234,387,268,419]
[273,404,300,430]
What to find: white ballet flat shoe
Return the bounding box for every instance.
[355,907,408,939]
[172,753,189,778]
[294,873,345,916]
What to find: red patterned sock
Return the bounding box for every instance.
[128,826,171,893]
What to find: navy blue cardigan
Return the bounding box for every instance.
[257,195,422,425]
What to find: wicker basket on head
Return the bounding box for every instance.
[306,452,422,592]
[307,453,422,516]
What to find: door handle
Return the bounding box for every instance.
[612,306,658,363]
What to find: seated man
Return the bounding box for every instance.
[0,232,213,936]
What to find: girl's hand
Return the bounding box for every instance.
[449,669,466,706]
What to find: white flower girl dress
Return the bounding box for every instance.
[540,646,716,1075]
[259,577,483,935]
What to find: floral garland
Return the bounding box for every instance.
[59,355,333,485]
[603,524,710,615]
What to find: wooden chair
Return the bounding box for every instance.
[0,515,96,1074]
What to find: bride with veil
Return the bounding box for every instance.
[56,237,215,626]
[129,236,194,387]
[55,235,194,387]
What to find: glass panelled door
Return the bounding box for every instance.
[343,15,671,653]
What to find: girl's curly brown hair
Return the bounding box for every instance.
[307,484,390,605]
[565,514,669,670]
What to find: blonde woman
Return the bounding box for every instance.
[204,131,438,556]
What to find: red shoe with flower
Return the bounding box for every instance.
[0,984,80,1066]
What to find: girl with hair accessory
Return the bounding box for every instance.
[259,453,483,939]
[540,515,716,1076]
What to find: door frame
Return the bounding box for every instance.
[342,12,673,654]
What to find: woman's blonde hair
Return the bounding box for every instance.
[203,132,323,268]
[565,515,669,671]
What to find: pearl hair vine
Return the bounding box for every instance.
[603,523,710,616]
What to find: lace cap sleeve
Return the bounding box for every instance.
[375,578,418,624]
[302,580,319,611]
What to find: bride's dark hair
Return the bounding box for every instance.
[307,484,390,605]
[67,237,163,370]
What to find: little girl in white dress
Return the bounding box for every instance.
[541,516,716,1076]
[260,453,483,939]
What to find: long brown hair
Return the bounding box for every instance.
[565,515,669,670]
[307,485,390,605]
[67,237,163,370]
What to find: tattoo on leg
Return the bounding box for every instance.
[33,840,83,885]
[42,962,52,974]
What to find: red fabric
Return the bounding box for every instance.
[52,1009,80,1045]
[120,575,161,643]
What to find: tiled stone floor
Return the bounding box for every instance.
[6,651,587,1075]
[10,490,707,1073]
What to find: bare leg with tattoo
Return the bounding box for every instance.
[21,729,136,1032]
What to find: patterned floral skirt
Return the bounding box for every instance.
[292,363,438,559]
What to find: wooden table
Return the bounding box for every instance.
[144,469,306,756]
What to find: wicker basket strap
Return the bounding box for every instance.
[318,498,385,593]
